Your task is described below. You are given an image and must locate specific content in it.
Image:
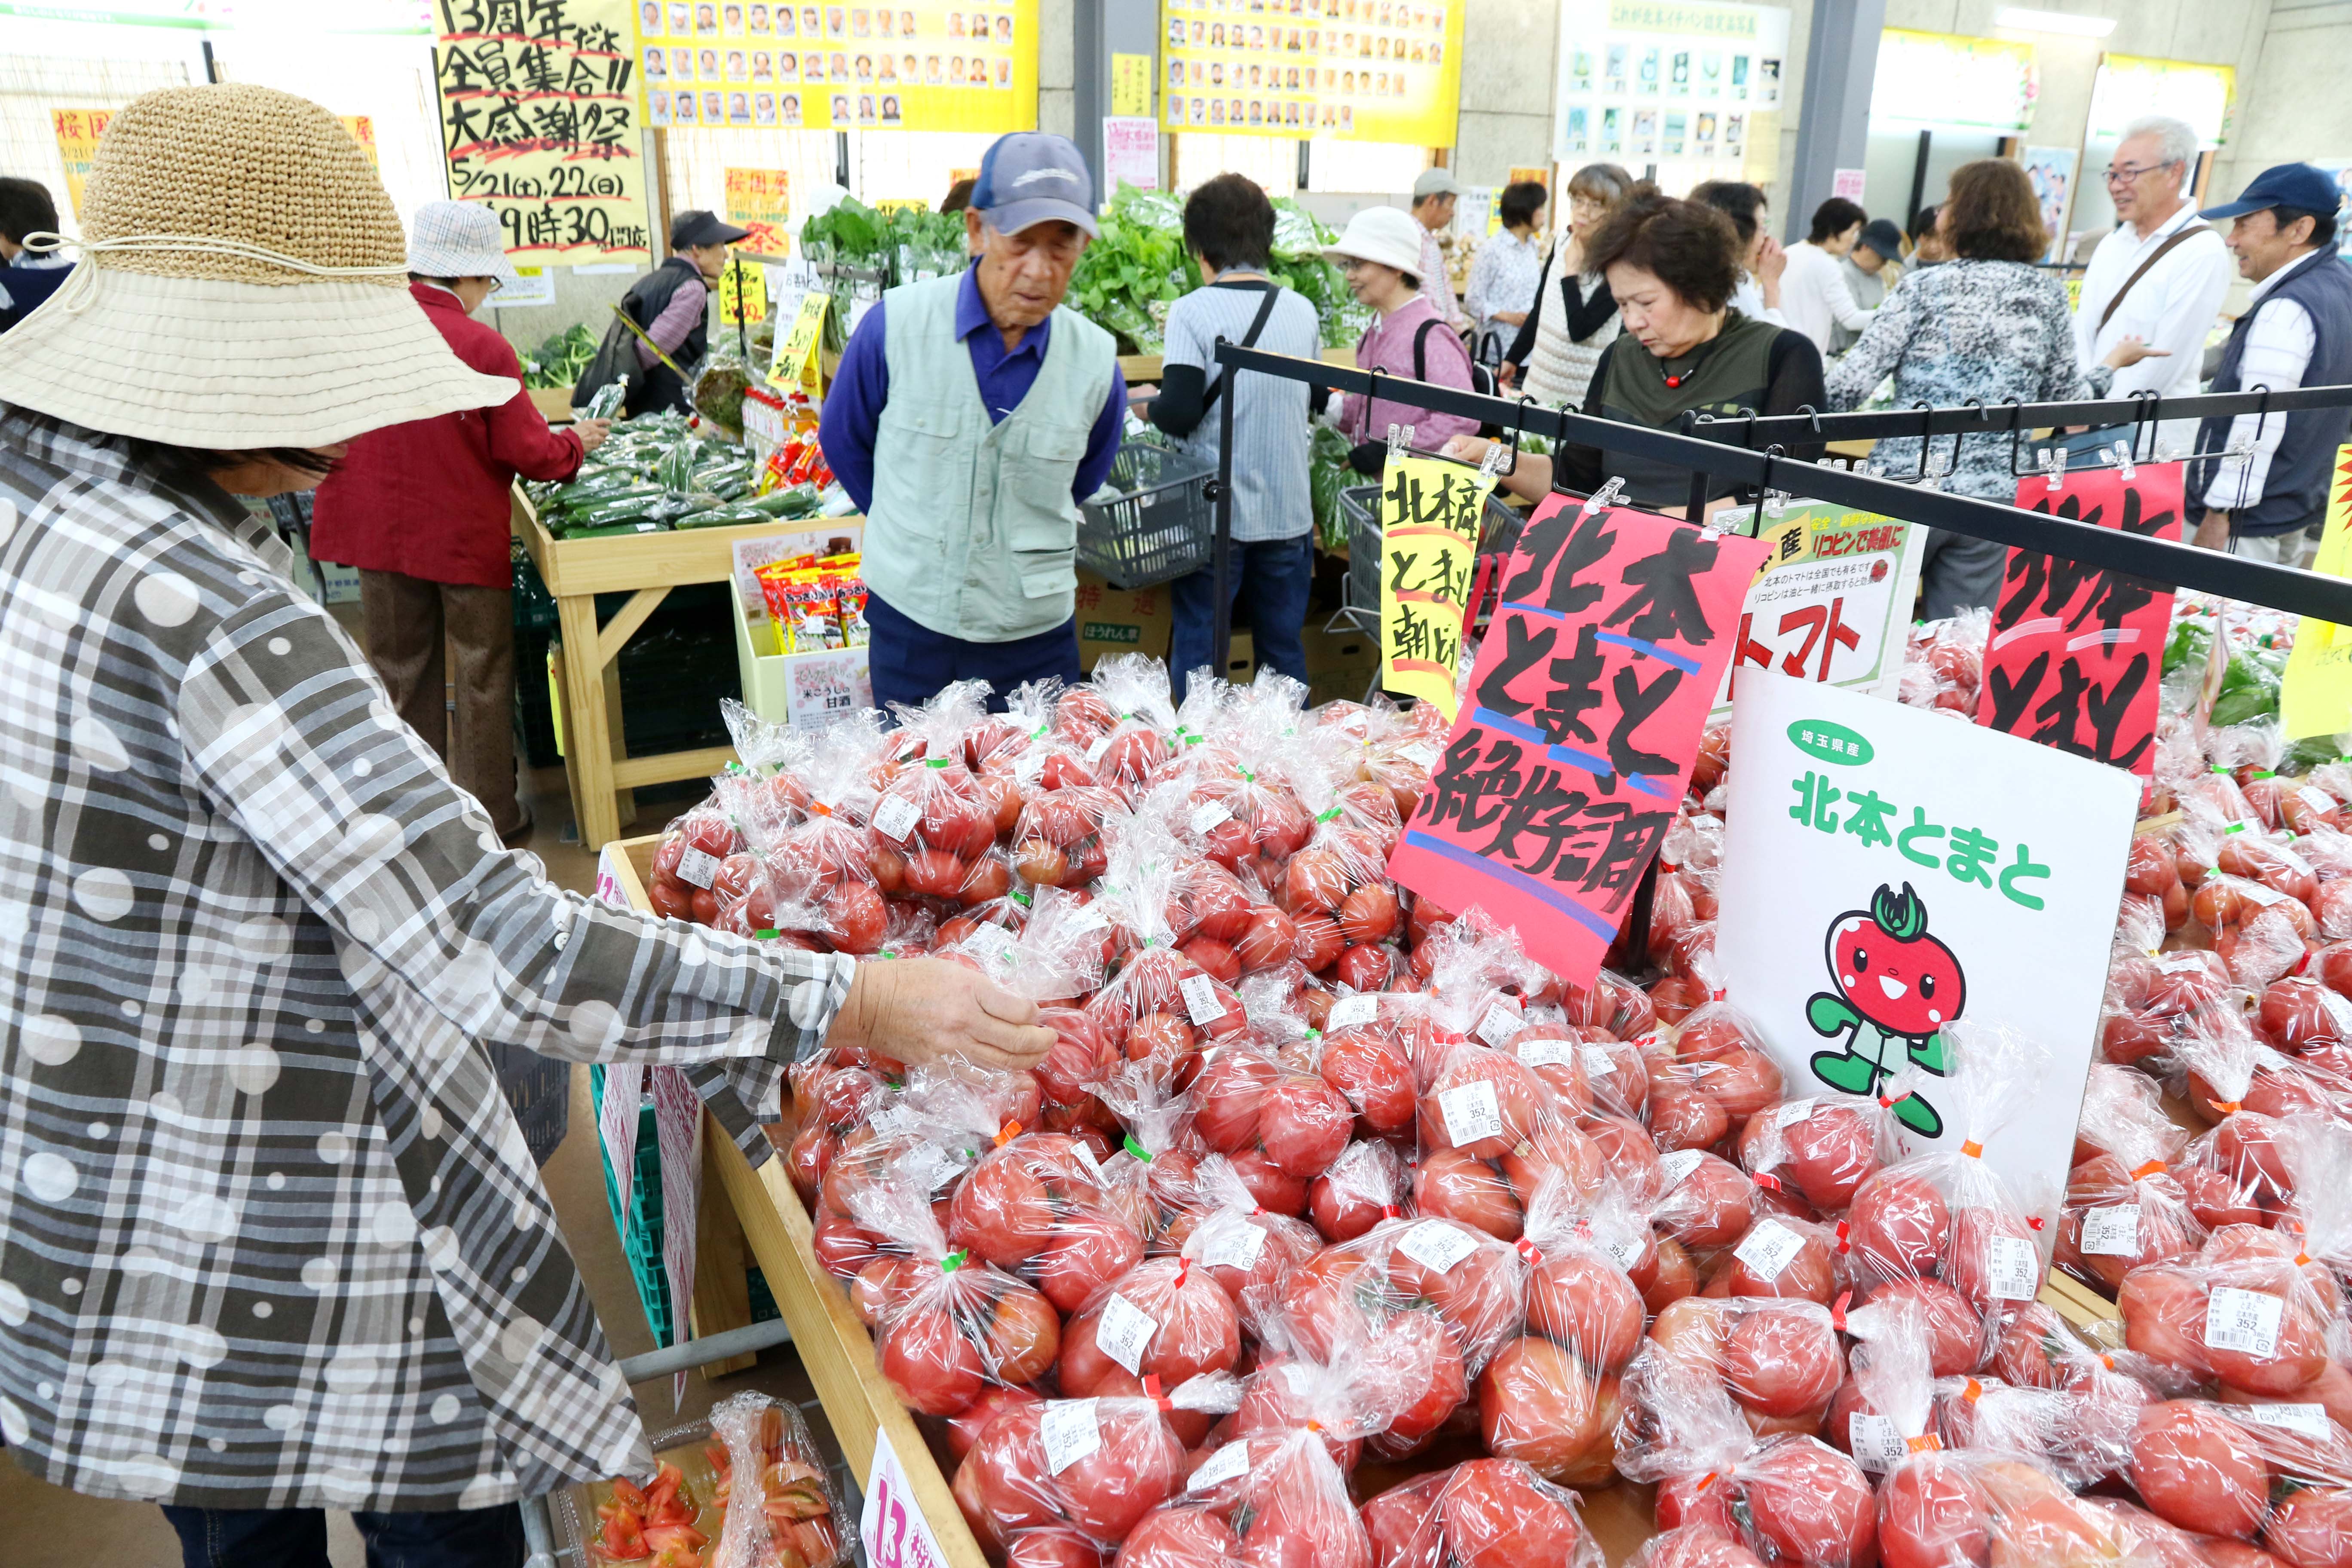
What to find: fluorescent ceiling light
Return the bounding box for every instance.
[1994,7,2118,35]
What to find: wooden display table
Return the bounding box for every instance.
[1118,343,1358,384]
[513,489,861,851]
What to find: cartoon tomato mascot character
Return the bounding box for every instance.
[1805,882,1964,1137]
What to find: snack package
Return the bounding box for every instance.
[1359,1458,1605,1568]
[951,1375,1240,1553]
[702,1391,849,1568]
[1843,1020,2058,1320]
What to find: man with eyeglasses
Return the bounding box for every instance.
[2066,115,2233,457]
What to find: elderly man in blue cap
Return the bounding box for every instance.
[820,131,1126,709]
[2188,162,2352,565]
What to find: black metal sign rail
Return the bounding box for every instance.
[1202,341,2352,671]
[1675,382,2352,448]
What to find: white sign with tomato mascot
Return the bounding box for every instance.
[1715,668,2140,1210]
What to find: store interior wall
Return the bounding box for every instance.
[2231,0,2352,188]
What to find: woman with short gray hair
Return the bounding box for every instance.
[1502,162,1633,406]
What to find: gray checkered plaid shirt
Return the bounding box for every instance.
[0,409,854,1512]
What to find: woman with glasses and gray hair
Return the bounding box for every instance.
[1500,161,1633,406]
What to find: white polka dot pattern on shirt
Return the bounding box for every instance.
[132,572,200,627]
[71,867,135,922]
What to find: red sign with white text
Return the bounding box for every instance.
[1387,494,1770,985]
[1978,463,2184,774]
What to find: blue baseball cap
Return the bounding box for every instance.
[971,132,1098,238]
[2201,163,2344,222]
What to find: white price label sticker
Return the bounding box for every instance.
[2158,952,2213,973]
[1401,741,1440,769]
[1476,1004,1526,1048]
[1438,1079,1505,1147]
[871,796,921,844]
[2242,881,2291,908]
[2208,1287,2286,1358]
[1327,993,1379,1031]
[1581,1044,1617,1078]
[1733,1218,1806,1281]
[1041,1400,1102,1474]
[674,846,721,889]
[1073,1140,1105,1179]
[2302,788,2340,819]
[1659,1148,1706,1188]
[1776,1100,1816,1130]
[2079,1205,2141,1257]
[1986,1235,2040,1302]
[1848,1412,1908,1474]
[1063,900,1111,935]
[1179,974,1227,1026]
[1607,1237,1646,1269]
[1518,1039,1577,1069]
[900,1144,960,1194]
[1095,1292,1160,1376]
[1197,1218,1270,1271]
[1085,734,1115,765]
[1395,1221,1482,1274]
[2249,1403,2332,1439]
[1188,1441,1251,1493]
[1190,801,1234,835]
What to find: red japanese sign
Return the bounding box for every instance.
[1387,493,1771,986]
[1978,463,2185,774]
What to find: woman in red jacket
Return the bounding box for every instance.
[314,201,609,843]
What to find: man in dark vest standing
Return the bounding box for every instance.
[2189,164,2352,566]
[581,208,747,416]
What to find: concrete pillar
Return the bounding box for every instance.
[1785,0,1884,242]
[1070,0,1163,203]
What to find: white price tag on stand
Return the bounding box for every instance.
[864,1427,954,1568]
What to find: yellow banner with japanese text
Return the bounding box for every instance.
[2280,445,2352,739]
[1378,452,1497,722]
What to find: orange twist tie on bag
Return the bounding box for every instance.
[993,1120,1023,1146]
[1906,1435,1943,1454]
[2131,1161,2167,1180]
[1960,1140,1984,1158]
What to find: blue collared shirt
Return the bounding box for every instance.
[819,267,1127,514]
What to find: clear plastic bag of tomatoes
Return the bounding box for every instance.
[1010,773,1122,891]
[1841,1021,2057,1317]
[1082,849,1248,1087]
[1174,680,1316,885]
[1280,765,1405,989]
[647,792,744,926]
[943,884,1109,1019]
[952,1373,1240,1555]
[2115,1212,2349,1408]
[1169,851,1302,983]
[870,681,1009,906]
[1826,1286,1941,1478]
[2074,1063,2192,1170]
[2262,968,2352,1070]
[2102,941,2237,1073]
[1307,1135,1409,1244]
[1645,950,1785,1152]
[1735,1087,1884,1218]
[1309,983,1424,1142]
[2055,1078,2210,1295]
[702,1390,849,1568]
[2120,1394,2352,1555]
[1413,1031,1605,1246]
[784,1055,888,1211]
[1190,1029,1357,1210]
[1158,1154,1321,1305]
[942,1128,1149,1321]
[1057,1254,1245,1441]
[752,713,891,954]
[1301,723,1410,858]
[1616,1345,1878,1568]
[1623,1524,1770,1568]
[1359,1456,1605,1568]
[1513,1170,1654,1380]
[1229,1281,1449,1476]
[814,1066,1039,1286]
[1078,653,1181,799]
[1876,1433,2142,1568]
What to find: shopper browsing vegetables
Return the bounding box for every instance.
[0,86,1050,1568]
[575,208,750,418]
[1326,203,1482,475]
[1144,174,1322,704]
[310,201,610,847]
[817,131,1126,712]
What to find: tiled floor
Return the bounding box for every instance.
[1,763,829,1567]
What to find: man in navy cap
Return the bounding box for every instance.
[2189,163,2352,564]
[820,131,1125,709]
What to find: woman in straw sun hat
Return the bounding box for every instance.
[311,200,611,850]
[0,84,1051,1566]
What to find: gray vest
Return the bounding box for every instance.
[2191,247,2352,534]
[864,275,1116,642]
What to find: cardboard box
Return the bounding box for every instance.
[1302,619,1378,708]
[1075,569,1172,671]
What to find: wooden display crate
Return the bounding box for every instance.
[602,833,1669,1563]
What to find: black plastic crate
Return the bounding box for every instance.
[1077,440,1218,589]
[1340,483,1525,614]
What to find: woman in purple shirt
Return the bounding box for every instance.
[1324,204,1481,475]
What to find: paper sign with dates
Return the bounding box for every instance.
[1978,463,2184,775]
[1386,493,1771,986]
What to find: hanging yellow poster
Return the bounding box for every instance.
[724,166,792,254]
[1378,451,1497,722]
[1112,51,1154,116]
[634,0,1039,134]
[434,0,654,266]
[719,258,769,324]
[341,115,379,166]
[770,288,829,395]
[1159,0,1465,143]
[51,108,114,219]
[2279,445,2352,739]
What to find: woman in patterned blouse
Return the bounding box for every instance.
[1827,158,2163,619]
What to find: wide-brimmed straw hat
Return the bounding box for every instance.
[0,84,514,449]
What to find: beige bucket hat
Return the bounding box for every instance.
[0,84,515,449]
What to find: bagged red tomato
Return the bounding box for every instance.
[1843,1021,2057,1316]
[1224,1286,1452,1478]
[1279,765,1402,985]
[1314,987,1424,1140]
[785,1058,887,1209]
[812,1063,1042,1280]
[1413,1036,1605,1243]
[1171,686,1316,893]
[2170,1110,2300,1232]
[753,714,892,954]
[946,1130,1147,1317]
[1082,655,1182,800]
[648,793,744,926]
[1617,1348,1877,1568]
[1308,1136,1409,1244]
[1168,1422,1375,1568]
[2074,1063,2194,1170]
[1653,1146,1759,1252]
[700,1390,849,1568]
[1358,1457,1603,1568]
[1645,954,1784,1150]
[1191,1035,1354,1195]
[952,1375,1239,1552]
[1162,852,1298,981]
[1878,1442,2138,1568]
[1159,1155,1320,1306]
[1514,1171,1652,1376]
[1013,780,1121,891]
[2056,1117,2209,1295]
[1623,1525,1768,1568]
[1737,1090,1884,1215]
[1058,1256,1243,1442]
[2118,1222,2342,1401]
